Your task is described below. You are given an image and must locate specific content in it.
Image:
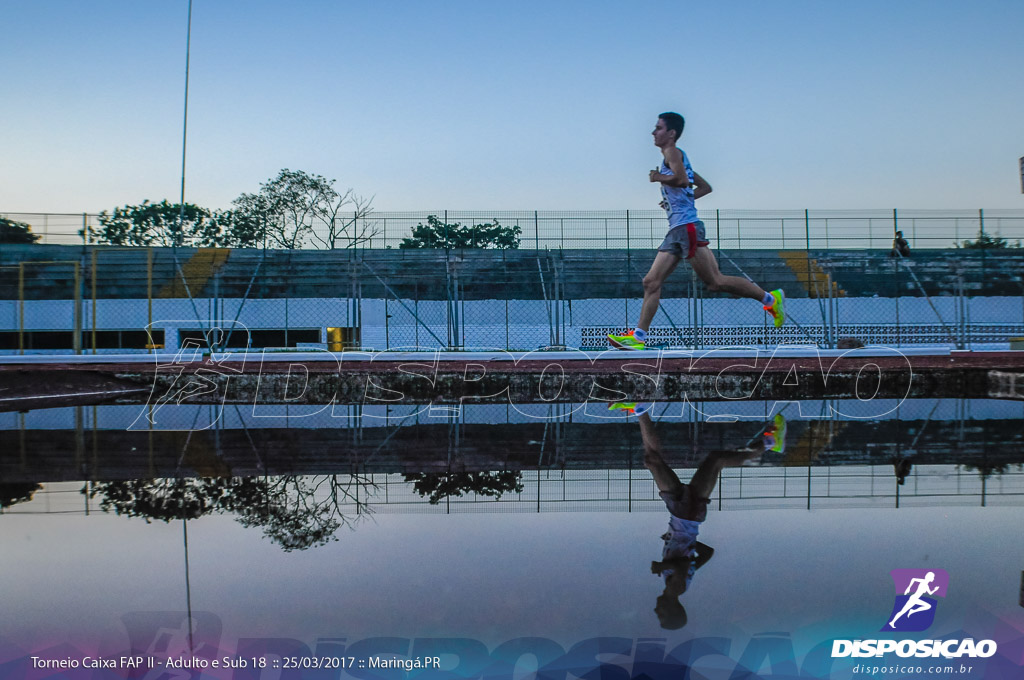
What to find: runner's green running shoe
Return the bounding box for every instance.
[608,401,653,416]
[608,330,645,350]
[763,414,787,453]
[764,289,785,328]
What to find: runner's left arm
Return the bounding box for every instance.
[694,541,715,568]
[692,172,712,199]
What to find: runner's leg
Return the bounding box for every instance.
[687,246,766,302]
[639,412,684,496]
[688,448,759,500]
[638,251,682,331]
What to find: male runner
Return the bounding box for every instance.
[609,112,784,350]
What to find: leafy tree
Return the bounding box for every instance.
[223,193,272,248]
[403,470,524,504]
[0,217,41,244]
[399,215,521,249]
[88,200,214,247]
[958,229,1020,249]
[231,169,374,249]
[88,169,372,249]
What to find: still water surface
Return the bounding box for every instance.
[2,398,1023,677]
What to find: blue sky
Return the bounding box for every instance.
[2,0,1023,213]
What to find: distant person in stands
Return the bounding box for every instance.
[892,455,913,485]
[609,402,786,628]
[890,230,911,258]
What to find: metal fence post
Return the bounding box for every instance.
[805,209,810,251]
[18,264,24,355]
[691,270,698,349]
[91,250,97,354]
[827,272,834,349]
[212,269,220,351]
[147,248,154,353]
[894,255,901,347]
[534,210,539,250]
[73,261,82,355]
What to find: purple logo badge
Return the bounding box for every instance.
[881,569,949,632]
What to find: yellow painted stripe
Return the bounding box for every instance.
[782,420,848,466]
[158,248,231,299]
[779,251,845,298]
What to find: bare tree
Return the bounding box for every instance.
[90,473,375,551]
[311,187,377,250]
[232,169,376,249]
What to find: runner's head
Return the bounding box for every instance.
[655,593,688,630]
[656,112,685,144]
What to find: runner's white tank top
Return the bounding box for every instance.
[660,149,698,228]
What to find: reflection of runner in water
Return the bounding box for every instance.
[889,572,939,628]
[630,405,784,629]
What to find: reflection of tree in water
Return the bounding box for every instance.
[960,462,1022,480]
[0,483,43,509]
[403,471,524,505]
[89,475,373,551]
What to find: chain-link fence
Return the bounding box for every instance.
[5,208,1024,250]
[1,243,1022,354]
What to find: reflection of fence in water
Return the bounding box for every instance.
[7,465,1023,517]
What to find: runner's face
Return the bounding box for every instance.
[653,119,674,147]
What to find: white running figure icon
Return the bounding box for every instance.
[889,571,940,628]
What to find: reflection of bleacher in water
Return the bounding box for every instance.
[3,410,1022,484]
[4,400,1021,515]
